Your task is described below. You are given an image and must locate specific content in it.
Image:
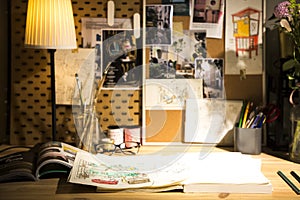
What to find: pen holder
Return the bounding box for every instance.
[234,127,262,155]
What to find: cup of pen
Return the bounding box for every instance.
[234,126,262,155]
[234,101,267,155]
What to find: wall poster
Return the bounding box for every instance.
[225,0,263,75]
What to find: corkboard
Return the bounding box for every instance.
[145,110,183,143]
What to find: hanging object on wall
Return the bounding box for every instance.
[133,13,140,38]
[107,0,115,26]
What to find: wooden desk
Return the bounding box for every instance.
[0,145,299,200]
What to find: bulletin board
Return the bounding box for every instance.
[143,0,263,145]
[9,0,263,146]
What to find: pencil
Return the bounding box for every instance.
[277,171,300,195]
[242,101,251,128]
[238,101,247,128]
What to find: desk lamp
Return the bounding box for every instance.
[24,0,77,140]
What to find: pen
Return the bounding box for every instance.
[277,171,300,195]
[250,112,263,128]
[291,171,300,183]
[246,115,255,128]
[256,115,266,128]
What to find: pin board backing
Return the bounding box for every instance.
[96,89,142,132]
[143,0,263,144]
[10,0,143,145]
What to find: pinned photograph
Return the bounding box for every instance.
[146,5,173,45]
[162,0,190,16]
[194,58,224,98]
[102,29,142,87]
[190,0,224,38]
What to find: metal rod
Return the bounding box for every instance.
[49,49,56,140]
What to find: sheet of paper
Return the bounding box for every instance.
[55,48,95,105]
[184,99,243,143]
[68,151,190,189]
[145,79,203,110]
[183,152,270,185]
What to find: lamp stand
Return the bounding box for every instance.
[49,49,57,140]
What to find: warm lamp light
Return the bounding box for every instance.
[24,0,77,140]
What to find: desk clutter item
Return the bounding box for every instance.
[184,99,243,143]
[238,101,280,129]
[277,171,300,195]
[234,100,279,155]
[234,127,262,155]
[107,125,124,144]
[67,151,272,194]
[0,141,84,182]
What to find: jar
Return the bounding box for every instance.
[289,89,300,163]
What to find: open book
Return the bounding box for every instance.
[68,151,272,194]
[0,141,84,182]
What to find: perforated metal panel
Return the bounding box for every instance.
[96,89,142,132]
[10,0,143,145]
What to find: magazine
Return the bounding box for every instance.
[0,141,84,182]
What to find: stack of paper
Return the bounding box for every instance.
[182,152,272,193]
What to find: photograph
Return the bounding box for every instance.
[192,0,222,23]
[194,58,224,98]
[146,5,173,45]
[162,0,190,16]
[149,46,177,79]
[190,0,224,38]
[102,29,142,87]
[81,18,132,79]
[189,30,207,59]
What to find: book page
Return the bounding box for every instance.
[35,142,85,179]
[68,151,190,189]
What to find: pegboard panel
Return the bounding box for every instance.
[96,89,142,132]
[10,0,143,145]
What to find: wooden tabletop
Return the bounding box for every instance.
[0,145,299,200]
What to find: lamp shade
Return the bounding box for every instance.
[24,0,77,49]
